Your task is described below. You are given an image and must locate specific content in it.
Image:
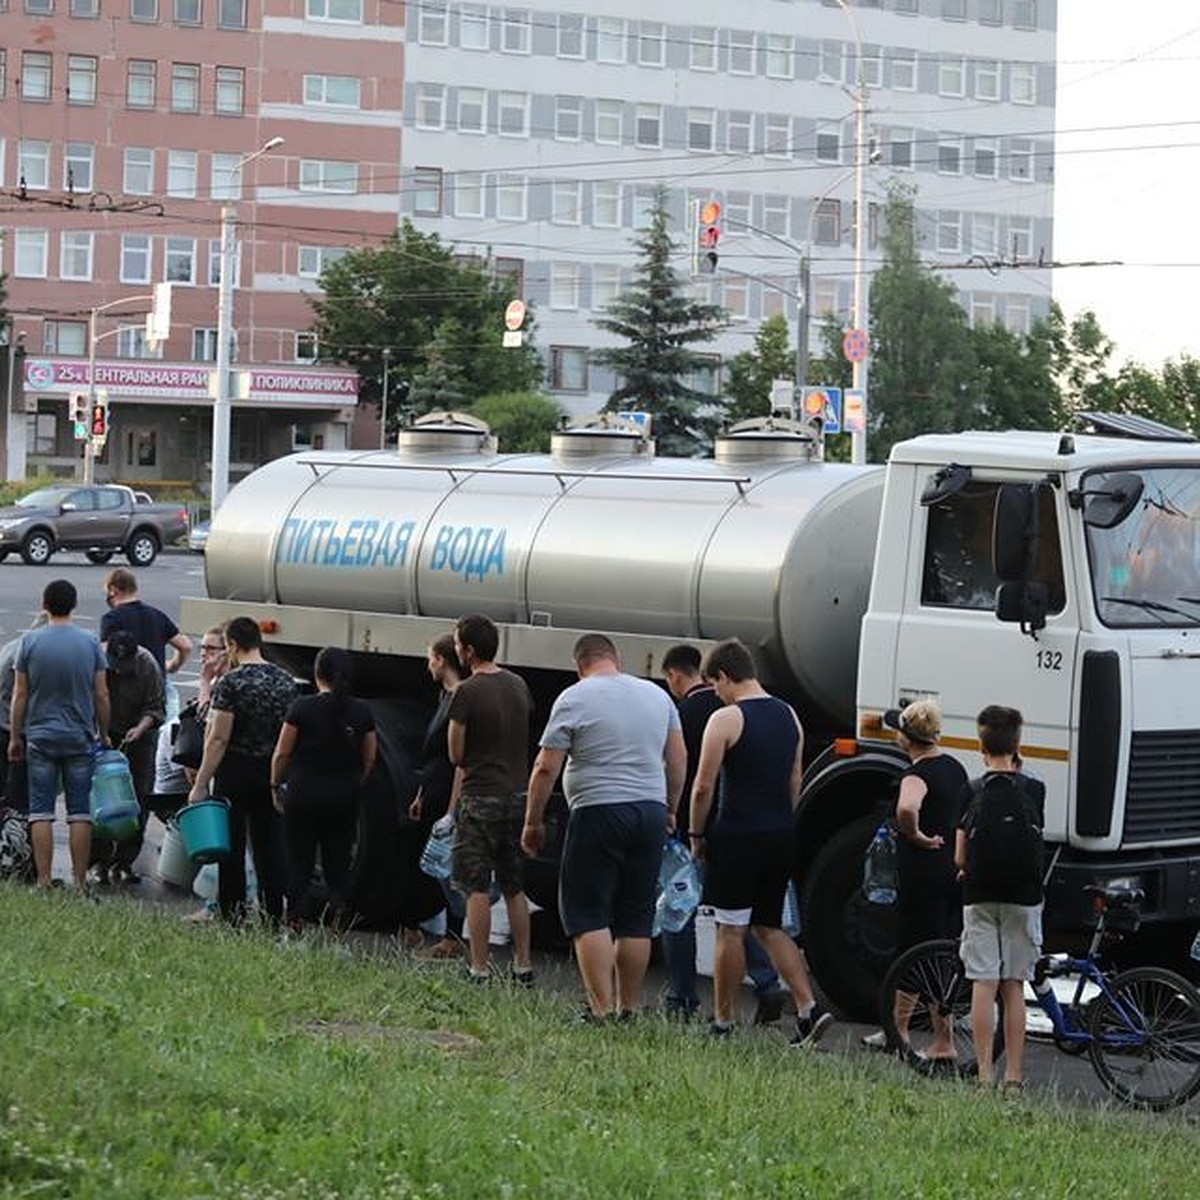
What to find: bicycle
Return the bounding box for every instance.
[878,884,1200,1110]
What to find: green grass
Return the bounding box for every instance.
[0,885,1195,1200]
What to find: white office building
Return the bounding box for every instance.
[400,1,1056,415]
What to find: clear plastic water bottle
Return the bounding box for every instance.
[89,749,141,840]
[863,822,898,905]
[655,840,701,935]
[1190,928,1200,963]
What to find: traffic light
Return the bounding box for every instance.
[71,392,87,425]
[697,200,721,274]
[90,399,108,439]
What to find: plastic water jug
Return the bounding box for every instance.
[89,749,141,841]
[419,830,453,881]
[654,839,701,935]
[862,821,898,905]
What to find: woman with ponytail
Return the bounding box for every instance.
[270,646,376,926]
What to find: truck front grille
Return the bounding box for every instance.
[1124,730,1200,843]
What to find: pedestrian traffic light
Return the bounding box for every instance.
[90,399,107,439]
[71,392,87,425]
[697,200,721,274]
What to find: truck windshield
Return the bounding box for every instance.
[16,487,73,509]
[1086,465,1200,627]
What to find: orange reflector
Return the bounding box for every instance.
[258,619,279,634]
[832,738,857,757]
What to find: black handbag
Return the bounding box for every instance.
[170,701,205,769]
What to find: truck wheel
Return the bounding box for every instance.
[85,550,114,565]
[20,530,54,566]
[802,814,900,1022]
[125,530,160,567]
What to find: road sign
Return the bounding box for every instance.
[843,389,865,433]
[504,299,526,331]
[801,387,841,434]
[842,328,869,364]
[769,379,795,415]
[502,329,523,348]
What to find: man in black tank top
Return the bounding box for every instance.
[689,639,833,1046]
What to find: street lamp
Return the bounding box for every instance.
[4,327,27,482]
[211,135,284,513]
[379,347,392,450]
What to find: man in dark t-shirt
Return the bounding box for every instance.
[447,614,534,983]
[100,567,192,678]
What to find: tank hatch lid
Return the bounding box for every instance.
[397,410,497,455]
[714,416,818,464]
[551,412,655,458]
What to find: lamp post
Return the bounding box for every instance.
[379,347,392,450]
[211,135,284,513]
[4,327,27,482]
[837,0,870,465]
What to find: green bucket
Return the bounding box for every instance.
[177,798,232,864]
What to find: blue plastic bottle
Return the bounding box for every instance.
[89,749,141,841]
[862,822,898,905]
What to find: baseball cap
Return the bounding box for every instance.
[882,699,942,745]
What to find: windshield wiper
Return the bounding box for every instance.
[1101,596,1200,623]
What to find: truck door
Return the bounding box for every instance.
[890,477,1078,830]
[54,488,100,548]
[87,488,132,545]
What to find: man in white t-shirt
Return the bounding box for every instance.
[522,633,685,1020]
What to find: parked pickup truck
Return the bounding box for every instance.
[0,484,188,567]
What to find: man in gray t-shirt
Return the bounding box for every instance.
[523,633,685,1020]
[10,579,109,889]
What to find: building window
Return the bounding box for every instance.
[937,138,963,175]
[18,140,50,190]
[595,99,622,145]
[764,34,792,79]
[299,159,357,194]
[592,180,621,228]
[942,0,966,17]
[939,56,965,97]
[819,40,843,84]
[501,8,530,54]
[207,239,240,287]
[498,91,528,137]
[167,149,198,197]
[688,356,722,395]
[551,180,581,225]
[68,55,98,104]
[460,3,487,48]
[936,210,961,253]
[165,237,196,284]
[690,27,716,71]
[294,332,319,362]
[1009,216,1033,259]
[723,276,749,320]
[171,63,201,112]
[970,293,996,328]
[551,95,584,142]
[21,52,52,101]
[1012,0,1036,30]
[816,125,841,163]
[725,192,750,237]
[412,166,442,215]
[174,0,201,22]
[761,277,787,321]
[493,257,524,294]
[763,115,790,158]
[60,231,95,281]
[634,105,661,149]
[592,265,621,309]
[28,414,57,458]
[192,328,218,361]
[297,245,347,277]
[637,21,664,67]
[210,152,242,200]
[0,51,5,99]
[971,213,998,256]
[418,0,447,44]
[15,229,49,278]
[1011,62,1037,105]
[862,48,883,88]
[415,83,445,130]
[306,0,360,19]
[557,13,583,58]
[596,16,625,64]
[116,328,159,358]
[632,187,656,229]
[130,0,157,20]
[979,0,1002,24]
[495,174,526,221]
[123,147,154,194]
[549,263,580,310]
[763,195,789,237]
[895,0,918,9]
[456,87,486,134]
[891,50,916,91]
[1006,298,1031,336]
[974,138,998,178]
[217,0,245,27]
[550,346,588,392]
[688,108,715,153]
[453,171,483,218]
[814,199,841,245]
[215,66,244,114]
[729,30,754,76]
[64,143,94,193]
[127,430,159,467]
[1010,138,1035,181]
[43,320,88,355]
[127,60,156,108]
[975,59,1000,102]
[72,0,101,13]
[304,74,360,108]
[889,128,914,170]
[121,234,152,283]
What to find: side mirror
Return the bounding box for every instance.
[1069,472,1144,530]
[992,483,1037,582]
[995,580,1049,634]
[60,501,78,513]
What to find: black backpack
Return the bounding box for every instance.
[965,772,1043,902]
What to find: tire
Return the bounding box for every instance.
[125,530,160,567]
[85,549,114,564]
[1087,965,1200,1110]
[879,939,1003,1079]
[0,551,8,563]
[802,815,899,1021]
[20,530,54,566]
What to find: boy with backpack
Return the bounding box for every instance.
[955,705,1046,1090]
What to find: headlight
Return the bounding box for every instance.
[0,519,24,531]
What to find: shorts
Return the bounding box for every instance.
[26,748,95,824]
[704,830,792,929]
[960,901,1043,981]
[450,793,525,897]
[558,801,665,939]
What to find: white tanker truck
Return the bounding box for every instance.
[183,410,1200,1019]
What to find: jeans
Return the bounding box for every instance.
[26,748,94,822]
[745,932,784,996]
[663,920,783,1011]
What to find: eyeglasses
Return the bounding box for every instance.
[200,643,225,652]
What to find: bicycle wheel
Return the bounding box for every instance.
[880,939,1000,1079]
[1087,966,1200,1111]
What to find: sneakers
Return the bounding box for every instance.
[860,1029,889,1051]
[708,1020,735,1038]
[753,989,787,1026]
[109,865,138,886]
[85,865,109,887]
[790,1004,834,1047]
[511,966,535,988]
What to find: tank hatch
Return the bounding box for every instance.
[714,416,820,465]
[550,412,655,459]
[396,410,498,455]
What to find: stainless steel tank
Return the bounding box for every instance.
[205,420,884,728]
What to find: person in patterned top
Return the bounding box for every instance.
[188,616,297,924]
